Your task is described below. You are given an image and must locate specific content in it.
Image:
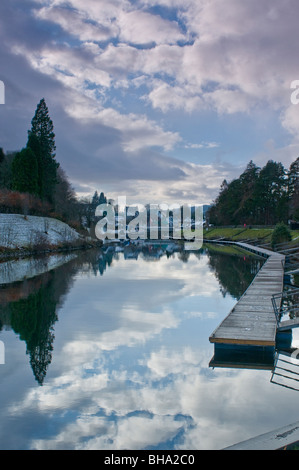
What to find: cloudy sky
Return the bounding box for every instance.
[0,0,299,205]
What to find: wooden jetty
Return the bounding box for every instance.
[209,242,285,366]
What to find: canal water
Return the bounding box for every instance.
[0,242,298,450]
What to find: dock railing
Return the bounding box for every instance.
[272,287,299,326]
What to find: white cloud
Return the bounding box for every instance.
[35,0,185,46]
[102,161,234,205]
[95,43,145,78]
[146,81,203,112]
[12,43,111,90]
[16,0,299,120]
[65,96,181,152]
[35,5,118,43]
[142,44,184,76]
[11,43,181,153]
[118,9,184,45]
[9,342,299,450]
[97,107,181,151]
[143,346,202,378]
[26,0,299,126]
[206,88,253,115]
[60,306,180,362]
[281,103,299,141]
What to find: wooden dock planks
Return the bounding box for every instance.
[209,243,285,347]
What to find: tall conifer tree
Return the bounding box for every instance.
[288,157,299,220]
[11,147,39,195]
[0,147,5,165]
[27,98,59,202]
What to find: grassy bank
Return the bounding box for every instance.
[203,226,299,246]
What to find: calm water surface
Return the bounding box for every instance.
[0,242,298,450]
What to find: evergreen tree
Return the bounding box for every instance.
[208,180,230,225]
[209,177,244,225]
[253,160,287,224]
[27,99,59,203]
[99,191,107,204]
[0,147,5,165]
[10,275,59,385]
[0,151,15,190]
[288,157,299,220]
[208,158,295,226]
[29,98,56,158]
[236,161,260,223]
[91,191,100,207]
[288,157,299,194]
[11,147,39,195]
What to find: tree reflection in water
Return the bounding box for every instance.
[205,245,265,299]
[0,242,264,385]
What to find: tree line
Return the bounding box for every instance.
[208,158,299,226]
[0,98,107,233]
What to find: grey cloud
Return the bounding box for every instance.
[57,127,188,186]
[0,0,187,191]
[0,0,65,49]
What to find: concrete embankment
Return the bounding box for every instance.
[0,214,96,258]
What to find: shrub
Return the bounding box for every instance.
[271,222,292,249]
[0,189,52,216]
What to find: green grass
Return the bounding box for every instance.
[203,227,299,245]
[203,227,246,240]
[204,227,271,241]
[232,228,273,241]
[291,230,299,241]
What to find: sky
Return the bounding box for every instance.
[0,0,299,206]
